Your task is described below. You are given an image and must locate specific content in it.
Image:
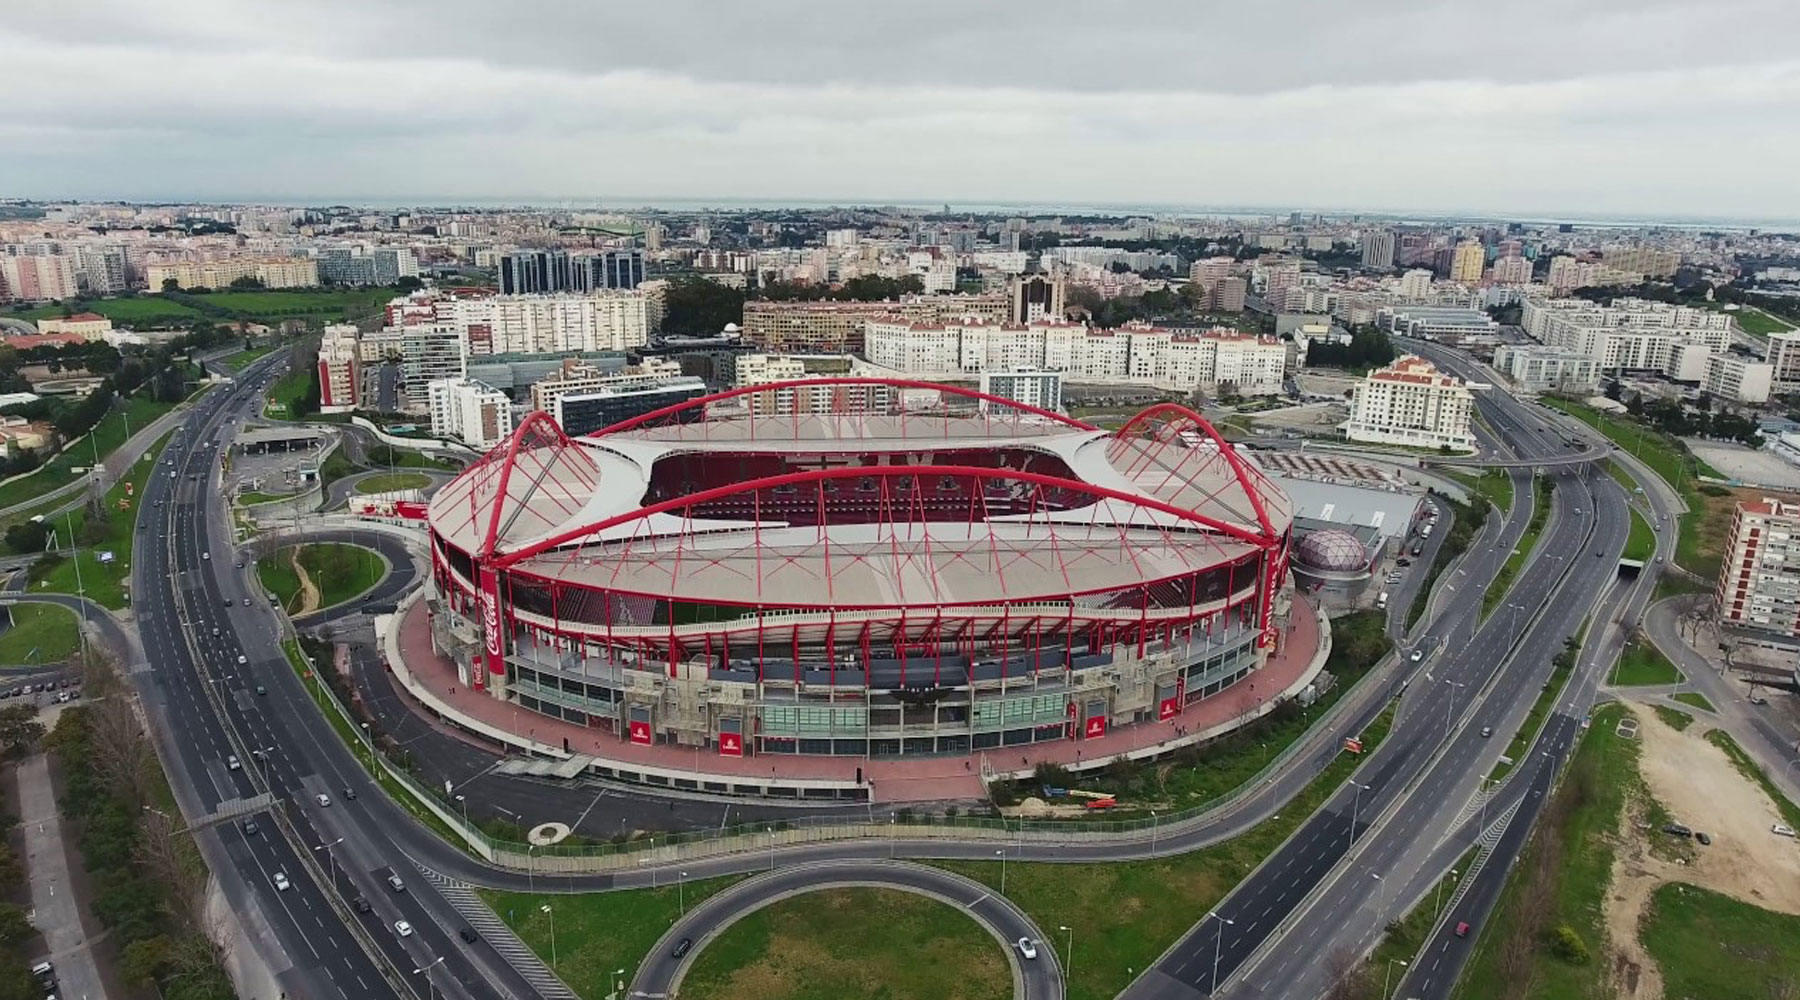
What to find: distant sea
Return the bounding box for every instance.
[74,194,1800,232]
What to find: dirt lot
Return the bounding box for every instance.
[1602,703,1800,999]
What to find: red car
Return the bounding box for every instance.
[1454,921,1471,938]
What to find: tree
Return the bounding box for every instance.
[662,277,745,335]
[2,520,49,555]
[160,278,180,293]
[395,275,423,291]
[0,902,34,948]
[0,706,43,761]
[226,275,264,290]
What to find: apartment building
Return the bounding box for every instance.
[1715,498,1800,637]
[1448,240,1485,284]
[0,254,80,301]
[144,257,320,290]
[1603,247,1681,280]
[317,324,361,413]
[742,293,1009,353]
[1702,353,1774,404]
[979,370,1064,413]
[1764,330,1800,395]
[437,292,650,356]
[1359,231,1395,270]
[1523,296,1733,377]
[864,318,1286,395]
[554,377,707,435]
[734,354,808,388]
[427,377,514,449]
[1489,255,1533,286]
[526,356,684,414]
[1341,355,1474,451]
[1491,344,1601,393]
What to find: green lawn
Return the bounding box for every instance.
[257,550,304,613]
[28,429,175,609]
[480,875,750,999]
[680,887,1009,1000]
[1609,638,1682,686]
[1642,884,1800,1000]
[298,543,385,609]
[1454,703,1638,1000]
[933,702,1398,1000]
[354,472,430,494]
[1446,469,1515,515]
[0,602,81,664]
[1671,691,1714,712]
[237,490,300,506]
[1732,306,1794,337]
[3,295,205,325]
[1483,475,1550,618]
[220,344,278,371]
[1623,506,1656,562]
[366,444,459,471]
[0,393,184,512]
[192,288,393,324]
[263,366,314,419]
[1653,705,1694,732]
[1489,640,1576,782]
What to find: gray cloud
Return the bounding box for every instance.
[3,0,1798,219]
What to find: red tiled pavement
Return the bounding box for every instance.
[389,595,1324,804]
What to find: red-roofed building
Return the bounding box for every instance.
[35,313,114,340]
[3,333,89,351]
[1341,355,1474,451]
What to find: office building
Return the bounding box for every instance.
[1359,230,1395,270]
[1703,353,1774,404]
[1715,498,1800,637]
[1376,306,1498,343]
[1449,240,1485,284]
[499,249,572,295]
[1490,344,1601,393]
[979,370,1064,414]
[428,377,514,449]
[1342,355,1474,451]
[571,249,645,292]
[527,356,684,415]
[553,377,708,436]
[318,324,361,413]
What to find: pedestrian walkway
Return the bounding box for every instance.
[381,591,1329,804]
[16,755,109,1000]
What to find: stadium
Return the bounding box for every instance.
[423,378,1294,760]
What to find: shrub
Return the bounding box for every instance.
[1549,923,1590,964]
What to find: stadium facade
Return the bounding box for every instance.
[424,379,1294,759]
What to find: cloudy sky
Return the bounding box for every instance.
[5,0,1798,220]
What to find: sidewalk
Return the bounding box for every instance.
[16,755,109,1000]
[382,591,1327,804]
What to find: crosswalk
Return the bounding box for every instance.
[416,866,581,1000]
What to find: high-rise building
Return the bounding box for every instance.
[372,247,419,285]
[440,292,650,355]
[527,356,684,415]
[1715,498,1800,637]
[318,324,361,413]
[1011,273,1066,324]
[1765,330,1800,395]
[400,324,467,391]
[1702,353,1774,404]
[1449,240,1485,284]
[427,377,514,448]
[571,249,645,292]
[1490,255,1533,286]
[1604,247,1681,280]
[0,254,80,301]
[979,370,1064,414]
[1258,258,1301,308]
[499,249,572,295]
[1213,277,1247,313]
[1342,355,1474,451]
[1398,269,1434,300]
[1359,230,1395,270]
[553,378,709,436]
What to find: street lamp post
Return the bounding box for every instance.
[995,849,1007,895]
[1383,958,1409,1000]
[1058,925,1073,986]
[1371,871,1387,923]
[413,955,447,1000]
[768,826,777,871]
[678,870,689,917]
[1150,810,1158,853]
[313,837,344,887]
[1349,782,1371,848]
[542,904,558,969]
[1207,911,1236,993]
[1442,678,1467,739]
[1435,869,1460,920]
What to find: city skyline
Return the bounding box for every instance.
[6,0,1800,222]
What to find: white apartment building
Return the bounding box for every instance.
[1491,344,1601,393]
[526,357,685,414]
[864,319,1287,395]
[427,377,514,449]
[1765,331,1800,395]
[734,354,809,388]
[1715,498,1800,637]
[1398,269,1434,301]
[442,292,649,355]
[1702,353,1774,404]
[1341,355,1474,451]
[1523,296,1734,378]
[979,370,1064,414]
[317,324,361,413]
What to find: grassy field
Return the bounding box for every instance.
[1731,305,1795,337]
[1446,469,1515,515]
[1652,704,1693,731]
[1454,703,1637,1000]
[237,489,300,506]
[366,444,459,471]
[1671,691,1715,712]
[354,472,431,494]
[3,296,205,325]
[192,288,393,324]
[0,602,81,664]
[1623,506,1656,563]
[0,393,182,512]
[29,429,174,609]
[1489,640,1576,782]
[933,702,1398,1000]
[1541,398,1723,577]
[1641,883,1800,1000]
[480,875,749,999]
[263,366,313,419]
[1483,476,1550,618]
[1609,637,1682,687]
[680,887,1009,1000]
[220,344,279,371]
[258,543,384,612]
[257,550,304,613]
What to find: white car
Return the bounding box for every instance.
[237,655,248,665]
[273,872,291,892]
[1410,650,1425,662]
[227,755,240,771]
[395,920,414,938]
[316,793,333,807]
[1016,938,1037,960]
[1776,824,1797,838]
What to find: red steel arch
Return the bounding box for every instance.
[491,461,1282,569]
[1110,401,1278,542]
[587,377,1101,439]
[471,410,586,560]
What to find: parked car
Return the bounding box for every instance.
[1662,823,1692,838]
[1696,832,1712,846]
[1774,824,1797,838]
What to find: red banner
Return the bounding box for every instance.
[393,500,429,520]
[718,731,743,756]
[476,565,504,689]
[1084,714,1107,739]
[628,719,653,745]
[1158,696,1180,722]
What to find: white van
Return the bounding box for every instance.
[1376,591,1390,609]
